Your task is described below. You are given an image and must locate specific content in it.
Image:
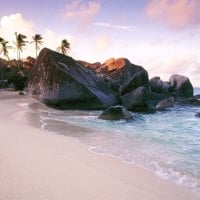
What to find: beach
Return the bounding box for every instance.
[0,91,200,200]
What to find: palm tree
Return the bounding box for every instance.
[57,39,70,55]
[14,32,28,60]
[0,37,12,60]
[31,34,43,58]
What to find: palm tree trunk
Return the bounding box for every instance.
[35,42,37,58]
[6,54,10,61]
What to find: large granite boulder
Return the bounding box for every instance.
[28,48,118,109]
[169,74,193,98]
[150,76,172,93]
[77,60,101,70]
[99,105,133,120]
[96,58,149,93]
[119,70,149,95]
[121,85,174,112]
[121,86,151,112]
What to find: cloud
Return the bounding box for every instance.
[145,0,200,29]
[94,34,111,54]
[93,22,138,31]
[43,29,74,53]
[0,13,74,59]
[0,13,35,59]
[0,13,35,36]
[63,0,100,30]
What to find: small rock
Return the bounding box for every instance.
[156,97,174,111]
[99,105,133,120]
[19,91,25,95]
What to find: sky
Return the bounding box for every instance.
[0,0,200,86]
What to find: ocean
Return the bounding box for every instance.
[29,88,200,191]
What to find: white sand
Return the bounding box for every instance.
[0,92,200,200]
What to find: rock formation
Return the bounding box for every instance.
[27,48,197,112]
[156,96,174,111]
[150,76,172,93]
[96,58,149,93]
[28,48,118,109]
[77,60,101,70]
[121,86,153,112]
[169,74,193,98]
[99,105,133,120]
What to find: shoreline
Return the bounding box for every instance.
[0,92,200,200]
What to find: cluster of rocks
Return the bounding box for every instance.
[27,48,199,120]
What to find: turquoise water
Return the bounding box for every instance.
[38,88,200,190]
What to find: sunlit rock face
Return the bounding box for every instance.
[95,58,149,94]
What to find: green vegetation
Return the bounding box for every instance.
[0,33,71,60]
[14,32,28,60]
[0,33,71,91]
[7,66,27,90]
[31,34,43,58]
[0,59,28,90]
[0,37,12,60]
[57,39,70,55]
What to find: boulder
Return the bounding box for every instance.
[121,86,174,112]
[99,105,133,120]
[169,74,193,98]
[150,76,172,93]
[119,70,149,95]
[96,58,149,93]
[77,60,101,70]
[146,92,172,108]
[28,48,118,109]
[121,86,151,112]
[156,97,174,111]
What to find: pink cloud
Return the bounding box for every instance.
[64,0,100,30]
[145,0,200,29]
